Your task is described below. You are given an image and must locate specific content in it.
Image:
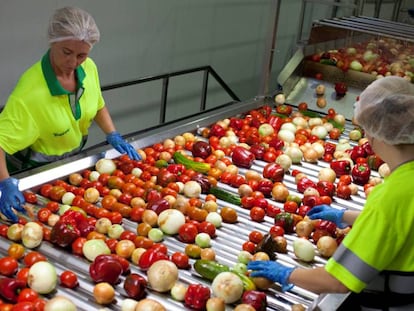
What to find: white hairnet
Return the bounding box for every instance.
[354,76,414,145]
[48,7,100,47]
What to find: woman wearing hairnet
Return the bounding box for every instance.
[248,76,414,310]
[0,7,140,222]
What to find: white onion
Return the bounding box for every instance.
[28,261,58,294]
[135,298,166,311]
[317,236,338,258]
[82,239,111,261]
[378,163,390,178]
[147,260,178,292]
[170,282,188,301]
[278,129,295,143]
[95,158,117,174]
[157,209,185,235]
[311,125,328,139]
[308,117,323,127]
[293,238,315,262]
[183,181,202,198]
[121,298,138,311]
[280,122,296,133]
[212,272,244,304]
[275,154,292,172]
[292,116,308,129]
[206,212,222,228]
[21,222,43,249]
[284,146,303,164]
[44,296,77,311]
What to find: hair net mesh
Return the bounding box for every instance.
[354,76,414,145]
[48,7,100,47]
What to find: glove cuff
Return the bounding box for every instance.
[0,177,19,188]
[279,266,295,292]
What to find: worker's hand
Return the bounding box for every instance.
[307,204,346,228]
[247,260,295,292]
[0,178,26,223]
[106,131,141,161]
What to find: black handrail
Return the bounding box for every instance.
[101,65,241,124]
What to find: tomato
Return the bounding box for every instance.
[250,206,266,222]
[269,225,285,237]
[336,184,352,200]
[60,270,79,288]
[9,302,33,311]
[262,151,277,163]
[266,204,281,218]
[338,175,352,185]
[242,241,256,254]
[297,205,312,217]
[71,237,87,256]
[283,201,298,214]
[329,128,341,140]
[241,196,255,209]
[32,298,46,311]
[23,252,47,268]
[151,243,168,255]
[133,236,154,249]
[48,185,66,201]
[254,197,268,209]
[7,243,25,260]
[198,221,216,238]
[171,252,190,269]
[23,191,37,204]
[16,267,30,283]
[0,256,19,276]
[0,304,14,311]
[249,230,264,244]
[220,207,238,223]
[178,223,198,243]
[36,208,52,223]
[108,211,123,225]
[39,183,53,197]
[17,288,38,303]
[298,102,308,111]
[0,224,9,237]
[44,201,59,213]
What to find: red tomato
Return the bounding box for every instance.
[17,288,38,303]
[241,196,255,209]
[0,224,9,237]
[36,208,52,223]
[283,201,298,214]
[249,230,264,244]
[262,151,277,163]
[45,201,59,213]
[151,243,168,255]
[269,225,285,237]
[266,204,282,218]
[16,267,30,283]
[60,270,79,288]
[32,298,46,311]
[178,223,199,243]
[298,102,308,111]
[23,191,37,204]
[171,252,190,269]
[198,221,216,238]
[23,252,47,268]
[242,241,256,254]
[71,237,87,256]
[250,207,266,222]
[9,302,33,311]
[39,184,53,197]
[0,257,19,276]
[336,184,352,200]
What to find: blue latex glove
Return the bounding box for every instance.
[106,131,141,160]
[0,178,26,223]
[307,204,347,228]
[247,260,295,292]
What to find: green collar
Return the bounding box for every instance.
[41,49,86,95]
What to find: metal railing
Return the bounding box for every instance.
[101,65,241,125]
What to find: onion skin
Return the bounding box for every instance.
[147,260,178,292]
[135,298,166,311]
[21,222,43,249]
[211,271,244,304]
[28,261,58,294]
[44,296,77,311]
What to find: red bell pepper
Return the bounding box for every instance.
[209,124,226,138]
[262,163,284,182]
[258,105,272,118]
[249,144,266,160]
[324,142,336,155]
[361,141,374,156]
[229,117,244,130]
[351,162,371,185]
[50,218,80,248]
[242,290,268,311]
[231,146,256,168]
[256,179,274,198]
[138,248,169,270]
[347,145,366,163]
[184,284,211,310]
[89,254,123,285]
[296,177,317,193]
[314,219,337,236]
[267,115,284,131]
[166,163,186,175]
[0,277,27,303]
[316,181,336,197]
[330,160,351,176]
[276,104,293,116]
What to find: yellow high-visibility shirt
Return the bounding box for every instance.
[326,161,414,293]
[0,50,105,164]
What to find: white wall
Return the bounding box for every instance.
[1,0,412,149]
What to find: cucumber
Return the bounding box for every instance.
[194,260,257,291]
[209,187,241,206]
[193,259,230,281]
[173,151,211,174]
